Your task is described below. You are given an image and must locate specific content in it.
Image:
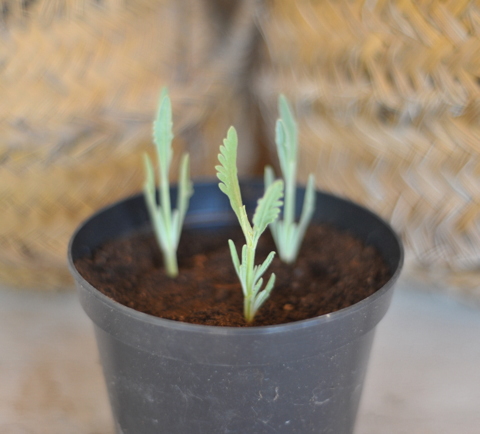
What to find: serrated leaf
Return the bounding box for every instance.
[264,166,280,243]
[298,174,316,231]
[153,88,173,177]
[216,127,252,240]
[264,165,275,190]
[240,244,248,285]
[228,240,241,277]
[143,153,164,244]
[143,87,192,277]
[253,277,264,297]
[287,173,316,259]
[268,95,317,265]
[217,125,284,321]
[176,153,193,239]
[254,251,276,283]
[253,180,284,245]
[143,153,156,199]
[278,94,298,163]
[275,96,297,229]
[252,273,276,313]
[275,119,288,176]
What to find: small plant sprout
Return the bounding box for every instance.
[143,88,193,277]
[264,95,316,264]
[216,127,284,323]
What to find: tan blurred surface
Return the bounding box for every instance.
[2,0,480,295]
[0,0,260,290]
[254,0,480,294]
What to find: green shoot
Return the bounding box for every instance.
[216,127,284,323]
[264,95,316,264]
[143,88,193,277]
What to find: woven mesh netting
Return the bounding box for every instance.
[0,0,259,289]
[254,0,480,297]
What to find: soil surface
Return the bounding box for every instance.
[75,225,391,327]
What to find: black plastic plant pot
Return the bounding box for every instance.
[68,180,403,434]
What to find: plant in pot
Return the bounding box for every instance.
[68,89,403,434]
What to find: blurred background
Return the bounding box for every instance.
[1,0,480,296]
[1,0,480,432]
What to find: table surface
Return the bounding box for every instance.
[1,278,479,434]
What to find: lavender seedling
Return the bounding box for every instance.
[264,95,316,264]
[216,127,284,323]
[143,88,193,277]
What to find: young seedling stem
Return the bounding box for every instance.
[143,88,193,277]
[217,127,284,323]
[265,95,316,264]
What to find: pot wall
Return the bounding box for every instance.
[95,325,375,434]
[69,181,403,434]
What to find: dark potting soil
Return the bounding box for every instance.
[75,225,391,327]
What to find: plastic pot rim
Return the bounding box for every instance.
[67,179,404,338]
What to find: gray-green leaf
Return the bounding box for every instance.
[253,180,284,245]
